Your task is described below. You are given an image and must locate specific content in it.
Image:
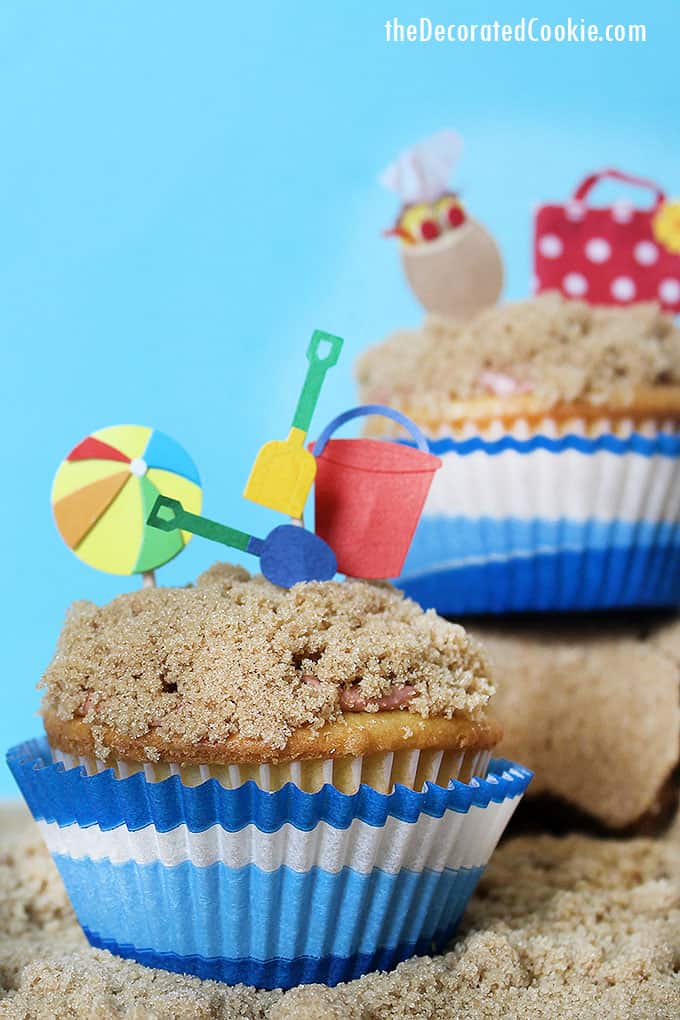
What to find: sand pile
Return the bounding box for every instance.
[1,803,678,1019]
[474,615,680,830]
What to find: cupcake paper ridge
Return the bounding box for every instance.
[7,737,531,989]
[7,738,532,834]
[420,430,680,457]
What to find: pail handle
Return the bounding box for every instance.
[572,168,666,212]
[313,404,430,456]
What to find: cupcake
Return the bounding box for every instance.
[356,293,680,614]
[8,564,530,990]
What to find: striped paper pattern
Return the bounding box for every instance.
[8,739,531,989]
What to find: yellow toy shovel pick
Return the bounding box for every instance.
[244,330,344,518]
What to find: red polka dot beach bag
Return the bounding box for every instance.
[534,168,680,312]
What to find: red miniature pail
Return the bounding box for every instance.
[311,405,442,579]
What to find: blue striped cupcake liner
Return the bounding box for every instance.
[7,737,531,989]
[397,427,680,614]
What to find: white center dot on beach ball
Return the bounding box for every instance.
[611,276,636,302]
[611,201,634,224]
[565,201,586,222]
[584,237,611,263]
[634,240,659,266]
[538,233,563,259]
[130,458,148,478]
[563,272,588,297]
[659,278,680,303]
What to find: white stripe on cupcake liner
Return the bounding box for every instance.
[424,447,679,521]
[37,791,520,875]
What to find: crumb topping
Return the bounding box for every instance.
[39,564,494,758]
[356,293,680,413]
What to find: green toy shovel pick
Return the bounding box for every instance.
[243,329,343,518]
[147,495,337,588]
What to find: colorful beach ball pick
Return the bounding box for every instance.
[51,425,202,579]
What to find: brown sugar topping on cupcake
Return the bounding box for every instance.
[356,292,680,415]
[40,563,495,761]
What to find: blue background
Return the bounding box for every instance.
[2,1,677,795]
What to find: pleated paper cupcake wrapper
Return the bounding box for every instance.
[50,744,493,795]
[7,738,532,989]
[397,418,680,614]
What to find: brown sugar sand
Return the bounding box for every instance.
[1,802,679,1019]
[473,615,680,831]
[356,293,680,414]
[40,565,493,761]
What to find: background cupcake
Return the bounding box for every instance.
[8,564,530,989]
[356,293,680,614]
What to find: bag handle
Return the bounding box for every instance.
[573,168,666,211]
[312,404,430,456]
